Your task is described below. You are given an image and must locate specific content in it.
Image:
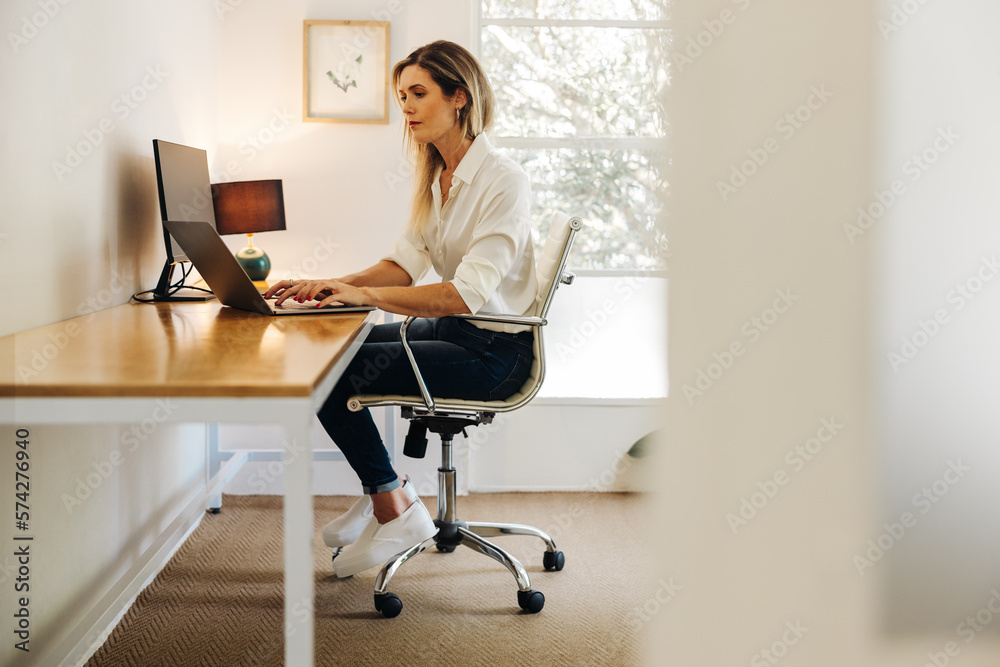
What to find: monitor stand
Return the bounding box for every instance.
[152,259,215,302]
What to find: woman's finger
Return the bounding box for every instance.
[265,279,294,299]
[274,282,302,305]
[314,294,341,308]
[295,282,317,302]
[301,281,334,302]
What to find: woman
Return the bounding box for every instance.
[264,40,537,578]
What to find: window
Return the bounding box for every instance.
[478,0,669,400]
[477,0,670,272]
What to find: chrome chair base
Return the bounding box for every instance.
[368,428,564,618]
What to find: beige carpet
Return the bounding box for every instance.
[87,492,655,666]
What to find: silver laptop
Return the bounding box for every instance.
[164,220,375,317]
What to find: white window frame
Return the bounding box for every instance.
[474,4,668,278]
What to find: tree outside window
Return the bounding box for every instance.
[478,0,670,271]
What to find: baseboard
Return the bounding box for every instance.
[70,515,204,667]
[531,396,665,406]
[470,485,621,493]
[53,451,249,667]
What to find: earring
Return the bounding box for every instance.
[456,107,460,121]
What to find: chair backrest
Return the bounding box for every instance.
[345,213,582,414]
[534,213,582,320]
[489,212,580,410]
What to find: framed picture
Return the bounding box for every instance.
[303,20,390,123]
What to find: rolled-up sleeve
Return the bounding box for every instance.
[384,227,432,286]
[449,169,531,314]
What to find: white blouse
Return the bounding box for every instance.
[385,133,537,333]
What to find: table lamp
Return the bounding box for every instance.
[211,179,286,287]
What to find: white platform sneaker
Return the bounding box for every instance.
[321,477,417,549]
[332,494,437,578]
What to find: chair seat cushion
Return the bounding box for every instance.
[350,343,541,413]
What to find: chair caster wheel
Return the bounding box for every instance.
[207,507,221,514]
[436,544,456,553]
[543,550,565,571]
[517,589,544,613]
[375,592,403,618]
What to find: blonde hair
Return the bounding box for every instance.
[392,41,495,234]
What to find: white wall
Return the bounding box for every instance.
[0,0,220,336]
[871,0,1000,636]
[541,275,667,399]
[214,0,662,497]
[0,1,218,664]
[469,400,661,492]
[650,0,1000,665]
[212,0,475,273]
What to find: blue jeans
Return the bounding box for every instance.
[317,317,534,494]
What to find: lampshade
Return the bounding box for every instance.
[211,179,286,235]
[211,179,286,284]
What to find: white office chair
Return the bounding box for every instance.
[344,213,582,618]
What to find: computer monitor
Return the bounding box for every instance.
[151,139,219,301]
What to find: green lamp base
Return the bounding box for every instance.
[235,245,271,282]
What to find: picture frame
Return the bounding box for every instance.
[303,20,390,123]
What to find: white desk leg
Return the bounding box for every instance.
[206,423,222,512]
[283,414,314,667]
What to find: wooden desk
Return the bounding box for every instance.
[0,300,378,666]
